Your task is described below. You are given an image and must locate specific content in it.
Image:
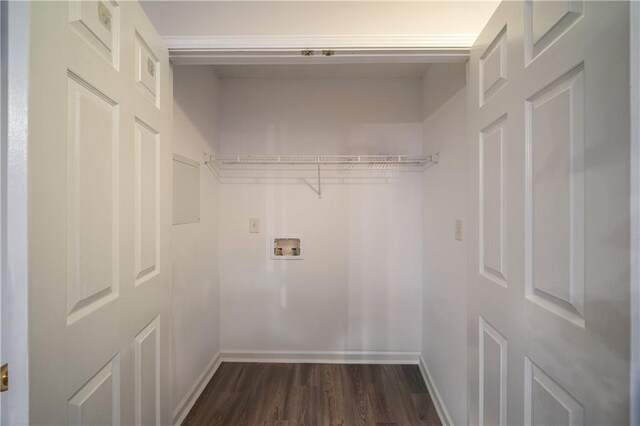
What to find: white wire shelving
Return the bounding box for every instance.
[210,153,437,168]
[204,153,439,198]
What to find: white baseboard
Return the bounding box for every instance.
[172,351,222,426]
[220,349,420,365]
[419,354,453,426]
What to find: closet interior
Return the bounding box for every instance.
[171,60,469,424]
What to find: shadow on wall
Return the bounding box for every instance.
[173,66,220,155]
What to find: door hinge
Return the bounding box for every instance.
[1,363,8,392]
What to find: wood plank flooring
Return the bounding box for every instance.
[183,363,442,426]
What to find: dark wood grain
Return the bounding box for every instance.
[183,363,442,426]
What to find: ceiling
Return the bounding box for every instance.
[212,63,431,79]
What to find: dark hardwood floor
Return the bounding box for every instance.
[183,362,442,426]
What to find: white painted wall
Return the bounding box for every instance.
[171,66,221,412]
[218,78,423,156]
[220,179,422,352]
[421,64,468,425]
[217,77,423,353]
[142,1,499,37]
[421,63,467,120]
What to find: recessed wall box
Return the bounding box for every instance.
[271,237,303,260]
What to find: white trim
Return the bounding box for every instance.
[172,352,222,426]
[169,54,469,66]
[164,34,477,51]
[631,1,640,423]
[220,349,420,365]
[164,34,474,65]
[173,153,199,168]
[4,2,30,424]
[419,355,453,426]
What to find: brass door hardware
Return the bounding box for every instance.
[98,2,112,31]
[147,58,155,77]
[1,363,8,392]
[300,50,336,57]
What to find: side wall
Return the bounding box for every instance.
[218,78,423,354]
[422,63,466,119]
[421,63,468,425]
[171,66,221,414]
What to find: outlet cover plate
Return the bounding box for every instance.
[249,218,260,233]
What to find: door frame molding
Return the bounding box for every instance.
[631,1,639,423]
[164,34,474,65]
[3,1,30,424]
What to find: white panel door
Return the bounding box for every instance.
[28,1,172,424]
[468,1,631,425]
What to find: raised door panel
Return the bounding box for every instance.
[526,65,585,327]
[479,318,507,426]
[135,317,161,426]
[480,27,508,105]
[66,73,119,324]
[525,0,583,64]
[68,0,120,67]
[525,358,584,425]
[134,119,159,285]
[135,32,160,106]
[480,116,508,287]
[68,355,121,425]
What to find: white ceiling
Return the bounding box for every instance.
[212,63,431,79]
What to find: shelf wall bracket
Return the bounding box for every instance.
[302,161,322,199]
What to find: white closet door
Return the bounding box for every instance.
[468,1,630,425]
[28,1,172,424]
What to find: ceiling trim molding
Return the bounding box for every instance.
[164,34,476,65]
[164,34,477,50]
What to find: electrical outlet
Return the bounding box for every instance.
[249,218,260,233]
[455,219,463,241]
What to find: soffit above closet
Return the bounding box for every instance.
[212,63,431,79]
[143,1,500,65]
[141,1,499,39]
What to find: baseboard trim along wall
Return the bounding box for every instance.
[173,352,222,426]
[220,350,421,364]
[418,355,453,426]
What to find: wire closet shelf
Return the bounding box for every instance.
[208,153,439,169]
[205,153,439,199]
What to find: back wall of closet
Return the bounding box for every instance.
[217,77,424,353]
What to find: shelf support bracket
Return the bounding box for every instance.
[301,161,322,199]
[317,162,322,199]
